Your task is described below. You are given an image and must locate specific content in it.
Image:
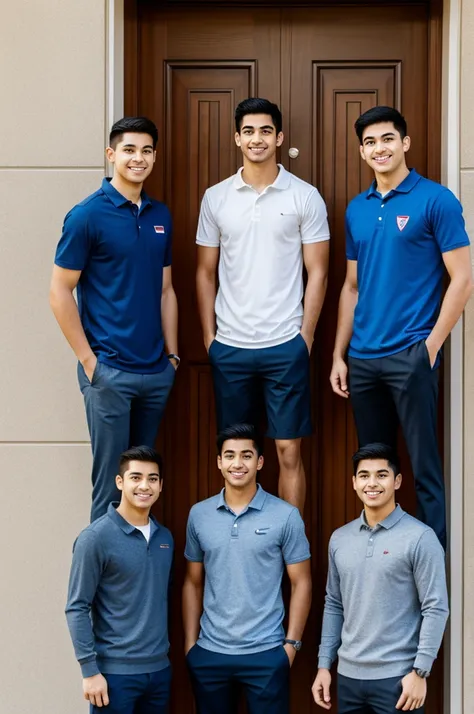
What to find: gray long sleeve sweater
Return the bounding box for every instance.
[318,506,448,679]
[65,504,173,677]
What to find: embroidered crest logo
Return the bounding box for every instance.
[396,215,409,231]
[154,226,165,234]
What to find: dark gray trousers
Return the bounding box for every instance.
[338,674,424,713]
[348,339,445,549]
[78,360,175,521]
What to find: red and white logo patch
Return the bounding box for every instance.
[396,216,410,231]
[154,225,165,234]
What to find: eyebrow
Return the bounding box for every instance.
[241,125,275,132]
[128,471,160,477]
[357,469,390,475]
[363,132,396,142]
[223,450,254,456]
[121,143,154,150]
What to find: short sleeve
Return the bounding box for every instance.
[345,211,357,260]
[196,190,221,247]
[300,189,330,244]
[281,509,311,565]
[54,206,92,270]
[429,189,470,253]
[164,211,173,266]
[184,510,204,562]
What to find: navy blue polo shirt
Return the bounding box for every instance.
[55,178,172,373]
[346,169,470,358]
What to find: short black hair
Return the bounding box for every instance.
[216,423,263,457]
[352,443,400,477]
[118,445,163,478]
[235,98,282,135]
[354,106,407,145]
[109,116,158,149]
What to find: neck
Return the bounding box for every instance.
[241,159,279,193]
[375,164,410,196]
[110,174,143,204]
[116,501,150,526]
[224,482,258,514]
[364,501,397,528]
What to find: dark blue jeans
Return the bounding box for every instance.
[338,673,424,713]
[186,644,290,714]
[78,360,175,521]
[91,667,171,714]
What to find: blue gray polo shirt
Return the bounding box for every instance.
[66,503,173,677]
[185,485,310,655]
[346,169,470,358]
[318,506,448,679]
[55,178,172,373]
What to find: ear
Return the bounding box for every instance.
[402,135,411,153]
[152,149,157,164]
[276,131,284,147]
[217,454,222,470]
[394,473,402,491]
[256,455,264,471]
[115,474,123,491]
[359,145,367,162]
[105,146,115,163]
[235,132,242,148]
[352,475,357,491]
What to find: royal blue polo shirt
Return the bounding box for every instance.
[55,178,172,373]
[346,169,470,359]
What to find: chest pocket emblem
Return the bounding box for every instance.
[154,226,165,234]
[396,215,410,231]
[255,527,270,535]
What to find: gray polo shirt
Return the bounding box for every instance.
[185,485,310,655]
[318,506,448,679]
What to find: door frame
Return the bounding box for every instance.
[107,1,464,710]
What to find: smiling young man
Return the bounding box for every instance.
[183,423,312,714]
[311,443,448,714]
[330,106,472,548]
[196,98,330,514]
[66,446,173,714]
[50,116,178,522]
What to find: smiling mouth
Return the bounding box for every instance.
[364,491,383,497]
[373,156,391,163]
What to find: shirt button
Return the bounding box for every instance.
[233,524,237,528]
[378,217,382,221]
[381,204,384,208]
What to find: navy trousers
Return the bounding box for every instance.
[186,644,290,714]
[348,340,446,549]
[338,674,424,713]
[91,667,171,714]
[78,360,175,521]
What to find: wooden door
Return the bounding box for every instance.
[125,2,443,712]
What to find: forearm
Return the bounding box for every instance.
[65,608,99,677]
[161,287,178,355]
[49,286,94,363]
[414,607,449,671]
[427,276,473,352]
[182,579,203,647]
[301,271,328,339]
[333,284,358,359]
[196,269,217,343]
[318,607,343,669]
[286,575,312,642]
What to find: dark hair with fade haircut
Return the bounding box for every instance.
[109,116,159,149]
[354,106,407,145]
[118,445,163,479]
[235,98,283,135]
[216,423,263,457]
[352,442,400,477]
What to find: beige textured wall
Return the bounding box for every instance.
[0,2,106,712]
[461,0,474,712]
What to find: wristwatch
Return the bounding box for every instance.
[167,353,181,367]
[284,638,302,651]
[414,668,430,679]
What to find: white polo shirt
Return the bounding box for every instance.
[196,165,330,349]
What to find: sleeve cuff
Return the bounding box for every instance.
[80,658,100,678]
[318,657,333,670]
[413,653,434,673]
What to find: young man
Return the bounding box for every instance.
[311,443,448,714]
[330,105,472,548]
[196,98,330,514]
[183,423,312,714]
[50,116,178,521]
[65,446,173,714]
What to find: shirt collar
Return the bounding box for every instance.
[101,177,152,209]
[107,502,159,534]
[216,483,267,511]
[233,164,291,191]
[359,504,405,531]
[366,168,421,198]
